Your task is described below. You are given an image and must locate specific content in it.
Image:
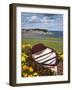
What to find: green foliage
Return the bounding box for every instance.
[22,37,63,53]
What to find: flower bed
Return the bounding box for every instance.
[21,44,63,77]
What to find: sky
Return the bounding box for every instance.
[21,12,63,31]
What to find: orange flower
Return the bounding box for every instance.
[26,66,29,70]
[29,67,33,72]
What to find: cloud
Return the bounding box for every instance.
[21,12,63,31]
[41,17,48,23]
[29,16,38,22]
[40,16,55,24]
[28,16,49,23]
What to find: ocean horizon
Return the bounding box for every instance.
[22,30,63,39]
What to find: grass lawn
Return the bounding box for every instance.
[22,37,63,53]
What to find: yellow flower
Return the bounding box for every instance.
[33,72,38,76]
[60,54,63,59]
[22,53,28,58]
[22,44,32,49]
[24,74,27,77]
[22,45,25,48]
[21,56,26,62]
[29,67,33,72]
[27,44,32,48]
[28,74,33,77]
[21,53,28,62]
[23,65,26,70]
[23,54,28,58]
[22,73,28,77]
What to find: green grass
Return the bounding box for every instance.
[22,38,63,53]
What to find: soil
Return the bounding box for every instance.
[57,60,63,75]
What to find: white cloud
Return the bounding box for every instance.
[29,16,38,22]
[41,17,48,23]
[28,16,55,23]
[31,16,37,20]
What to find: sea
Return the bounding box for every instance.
[43,31,63,38]
[22,31,63,39]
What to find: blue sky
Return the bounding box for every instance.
[21,12,63,31]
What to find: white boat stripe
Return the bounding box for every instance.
[44,58,56,64]
[32,48,52,58]
[38,57,56,64]
[35,52,56,63]
[34,52,52,61]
